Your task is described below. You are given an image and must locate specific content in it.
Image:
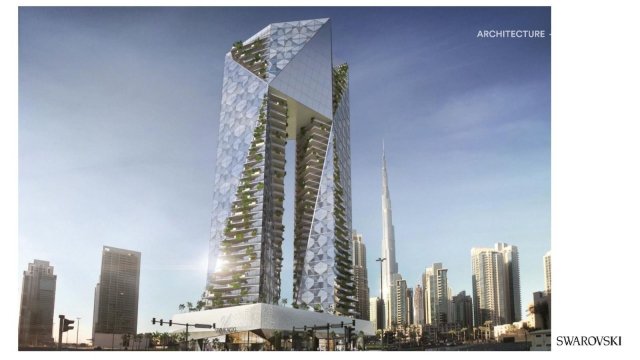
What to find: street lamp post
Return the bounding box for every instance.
[76,317,81,349]
[375,257,386,347]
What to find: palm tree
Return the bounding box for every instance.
[121,333,130,350]
[483,320,493,342]
[460,327,468,343]
[151,331,162,348]
[178,303,185,312]
[202,337,211,351]
[327,331,334,350]
[177,331,187,350]
[357,331,365,350]
[161,332,171,350]
[447,330,457,343]
[135,333,143,350]
[281,298,288,307]
[272,330,282,350]
[186,301,194,312]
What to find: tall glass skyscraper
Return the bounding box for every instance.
[352,230,370,320]
[206,18,355,315]
[423,262,451,325]
[18,260,56,347]
[92,246,141,346]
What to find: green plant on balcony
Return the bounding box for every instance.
[232,40,243,50]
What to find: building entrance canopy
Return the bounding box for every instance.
[171,303,375,339]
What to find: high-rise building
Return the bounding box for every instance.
[471,247,506,326]
[423,263,450,325]
[352,230,370,320]
[405,288,414,325]
[452,291,473,330]
[369,297,384,330]
[529,291,551,330]
[18,260,56,347]
[544,251,551,294]
[381,148,399,328]
[205,18,354,315]
[92,246,141,348]
[413,284,425,325]
[496,242,521,323]
[389,275,407,327]
[471,243,522,326]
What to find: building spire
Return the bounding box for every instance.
[381,141,398,329]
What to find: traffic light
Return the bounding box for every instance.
[352,319,356,326]
[160,319,164,326]
[152,317,156,325]
[168,320,172,326]
[62,318,75,332]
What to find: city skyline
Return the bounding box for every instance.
[18,7,550,342]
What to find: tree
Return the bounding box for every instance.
[134,333,143,350]
[186,301,194,312]
[177,331,188,350]
[483,320,493,342]
[121,333,130,350]
[178,303,186,312]
[150,331,162,348]
[460,327,468,343]
[528,301,550,329]
[272,330,282,350]
[281,298,288,307]
[356,331,365,350]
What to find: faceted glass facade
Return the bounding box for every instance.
[206,18,355,316]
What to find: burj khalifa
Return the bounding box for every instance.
[381,148,399,328]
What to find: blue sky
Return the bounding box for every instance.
[19,7,550,341]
